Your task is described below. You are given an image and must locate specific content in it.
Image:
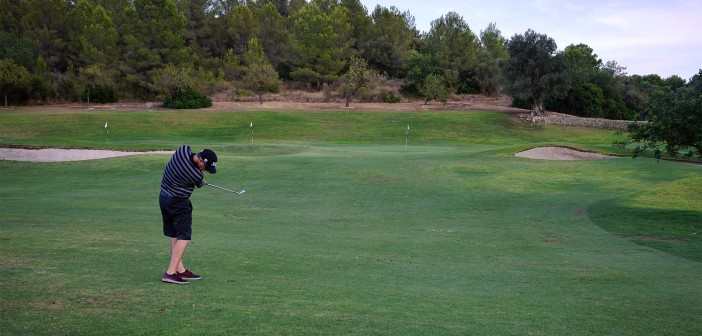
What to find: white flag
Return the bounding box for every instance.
[104,122,108,129]
[250,122,253,128]
[407,125,410,130]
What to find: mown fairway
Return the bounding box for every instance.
[1,108,700,335]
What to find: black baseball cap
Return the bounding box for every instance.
[199,149,217,174]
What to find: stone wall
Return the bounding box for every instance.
[525,113,647,131]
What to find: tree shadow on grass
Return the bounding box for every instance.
[588,198,702,261]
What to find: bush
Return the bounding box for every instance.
[56,71,81,102]
[547,83,603,118]
[456,70,480,94]
[377,89,401,103]
[603,98,635,120]
[163,87,212,109]
[232,88,255,101]
[84,84,118,103]
[276,63,292,81]
[322,83,333,102]
[30,74,51,103]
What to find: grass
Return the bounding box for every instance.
[1,107,701,335]
[588,176,702,261]
[0,108,624,151]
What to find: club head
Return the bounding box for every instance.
[236,190,246,195]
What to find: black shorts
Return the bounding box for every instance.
[160,193,193,240]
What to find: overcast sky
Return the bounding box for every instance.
[359,0,701,79]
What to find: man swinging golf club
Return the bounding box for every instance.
[159,145,217,284]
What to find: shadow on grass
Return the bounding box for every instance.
[588,198,702,261]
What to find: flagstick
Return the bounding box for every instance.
[250,121,254,144]
[104,121,109,143]
[405,124,409,146]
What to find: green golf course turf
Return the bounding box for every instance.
[1,108,700,335]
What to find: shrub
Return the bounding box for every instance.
[456,70,480,94]
[603,98,635,120]
[322,83,333,102]
[56,71,81,102]
[547,83,603,118]
[378,89,401,103]
[232,88,255,101]
[419,74,448,104]
[163,87,212,109]
[84,84,118,103]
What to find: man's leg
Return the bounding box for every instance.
[167,238,190,275]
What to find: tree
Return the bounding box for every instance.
[425,12,480,93]
[119,0,194,98]
[338,0,372,56]
[475,22,507,96]
[0,59,32,106]
[30,56,52,102]
[665,75,686,91]
[177,0,215,60]
[564,83,604,117]
[401,51,443,96]
[620,69,702,160]
[131,0,192,65]
[243,38,266,66]
[72,1,119,68]
[243,62,281,105]
[590,59,633,120]
[79,64,117,104]
[419,74,448,105]
[252,2,289,68]
[0,32,38,70]
[365,5,417,77]
[246,0,303,17]
[546,43,603,117]
[547,44,636,120]
[241,37,281,104]
[0,0,26,32]
[152,64,211,108]
[339,56,379,107]
[501,29,568,117]
[152,64,193,98]
[288,3,352,87]
[213,4,259,57]
[562,44,601,81]
[19,0,71,72]
[221,48,242,80]
[56,63,81,102]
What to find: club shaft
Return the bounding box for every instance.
[205,183,242,194]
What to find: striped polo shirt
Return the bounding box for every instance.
[160,145,204,198]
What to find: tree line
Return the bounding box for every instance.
[0,0,698,124]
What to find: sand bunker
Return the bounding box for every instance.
[1,146,616,162]
[516,146,616,160]
[0,148,172,162]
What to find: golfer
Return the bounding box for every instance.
[159,145,217,284]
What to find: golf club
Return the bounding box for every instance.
[205,182,246,195]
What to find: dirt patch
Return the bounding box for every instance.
[4,93,527,114]
[516,146,617,160]
[0,148,171,162]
